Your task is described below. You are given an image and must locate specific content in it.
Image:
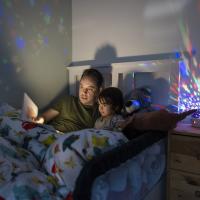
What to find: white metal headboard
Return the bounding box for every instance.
[66,59,181,104]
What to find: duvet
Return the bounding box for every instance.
[0,103,128,200]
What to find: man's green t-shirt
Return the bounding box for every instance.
[48,95,99,133]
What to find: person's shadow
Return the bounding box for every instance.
[43,44,117,110]
[67,44,173,107]
[92,44,117,88]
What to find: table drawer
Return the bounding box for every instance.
[169,170,200,200]
[170,135,200,173]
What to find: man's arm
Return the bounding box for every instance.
[34,108,59,124]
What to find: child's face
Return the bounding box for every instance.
[98,99,114,118]
[79,77,99,106]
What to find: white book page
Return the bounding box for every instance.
[21,93,38,121]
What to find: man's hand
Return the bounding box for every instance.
[32,116,45,124]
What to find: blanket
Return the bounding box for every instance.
[0,103,128,199]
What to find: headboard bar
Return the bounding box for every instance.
[66,58,181,100]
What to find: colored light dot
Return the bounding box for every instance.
[175,52,181,59]
[44,37,48,45]
[64,48,67,56]
[44,15,51,25]
[2,59,8,64]
[15,36,26,49]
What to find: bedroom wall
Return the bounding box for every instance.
[0,0,72,109]
[72,0,200,109]
[72,0,199,61]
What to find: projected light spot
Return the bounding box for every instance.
[15,36,26,49]
[60,17,64,23]
[43,37,48,45]
[7,15,14,27]
[4,0,12,8]
[0,2,4,17]
[175,52,181,59]
[64,48,68,56]
[42,4,52,25]
[178,58,200,111]
[176,17,200,112]
[2,58,8,64]
[43,4,51,16]
[29,0,35,7]
[58,24,64,33]
[44,15,51,25]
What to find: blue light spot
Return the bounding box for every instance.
[43,4,51,16]
[7,15,14,27]
[175,52,181,59]
[15,36,26,49]
[43,36,48,45]
[0,1,4,17]
[179,61,187,78]
[64,48,68,56]
[192,48,196,55]
[29,0,35,7]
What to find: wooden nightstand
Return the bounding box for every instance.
[167,123,200,200]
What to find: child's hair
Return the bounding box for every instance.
[98,87,124,114]
[81,68,104,89]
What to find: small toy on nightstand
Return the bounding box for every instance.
[191,109,200,128]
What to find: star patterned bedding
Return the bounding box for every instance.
[0,103,166,200]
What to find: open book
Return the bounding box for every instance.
[21,93,38,122]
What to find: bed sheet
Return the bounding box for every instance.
[91,138,166,200]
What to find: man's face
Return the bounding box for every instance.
[79,77,99,106]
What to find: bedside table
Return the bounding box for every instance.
[167,123,200,200]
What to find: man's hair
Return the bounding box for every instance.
[98,87,124,114]
[81,68,104,89]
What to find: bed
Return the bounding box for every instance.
[66,58,181,200]
[0,58,181,200]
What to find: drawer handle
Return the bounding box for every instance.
[196,154,200,160]
[174,158,182,163]
[185,177,198,186]
[195,191,200,198]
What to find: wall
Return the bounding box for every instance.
[72,0,200,109]
[0,0,72,109]
[72,0,190,61]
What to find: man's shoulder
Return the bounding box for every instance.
[53,95,77,107]
[59,95,78,101]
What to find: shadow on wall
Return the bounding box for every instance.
[45,43,116,109]
[66,44,118,95]
[69,44,171,106]
[92,44,117,88]
[70,44,118,67]
[130,73,170,106]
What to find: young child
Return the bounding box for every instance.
[94,87,125,131]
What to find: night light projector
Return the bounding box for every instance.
[191,110,200,128]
